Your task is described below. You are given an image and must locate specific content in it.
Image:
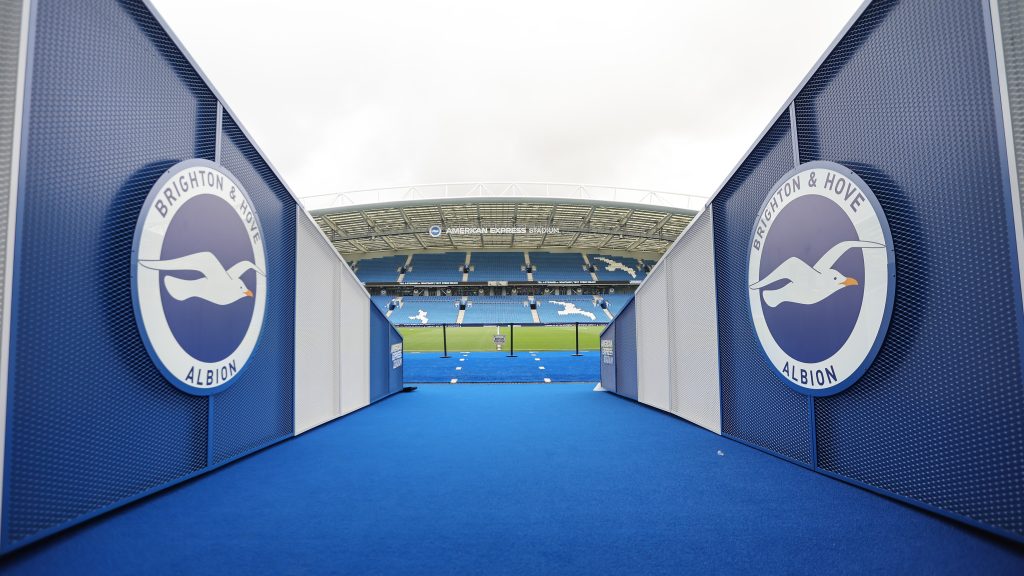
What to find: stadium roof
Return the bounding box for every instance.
[301,182,705,212]
[308,184,701,260]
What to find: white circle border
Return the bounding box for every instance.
[131,159,267,395]
[747,161,895,396]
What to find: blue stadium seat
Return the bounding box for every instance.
[354,255,406,283]
[535,295,607,324]
[468,252,527,282]
[370,295,395,313]
[394,297,460,325]
[403,253,465,283]
[587,254,646,281]
[529,252,590,282]
[598,294,633,315]
[462,296,535,324]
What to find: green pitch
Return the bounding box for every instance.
[397,324,604,352]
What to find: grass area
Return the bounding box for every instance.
[397,324,603,352]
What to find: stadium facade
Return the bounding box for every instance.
[311,195,695,326]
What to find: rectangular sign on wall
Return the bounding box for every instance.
[391,343,403,369]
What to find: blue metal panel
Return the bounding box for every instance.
[369,304,390,402]
[795,0,1024,538]
[388,324,403,394]
[1,0,300,551]
[711,114,810,465]
[600,323,616,393]
[614,300,638,400]
[2,0,214,549]
[210,113,295,464]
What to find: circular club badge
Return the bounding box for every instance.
[132,159,267,395]
[747,161,894,396]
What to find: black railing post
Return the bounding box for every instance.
[508,323,516,357]
[572,322,582,356]
[441,323,450,358]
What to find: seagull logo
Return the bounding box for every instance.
[593,256,636,278]
[140,251,265,306]
[749,241,884,307]
[409,309,429,324]
[132,159,268,395]
[746,162,895,396]
[549,300,597,321]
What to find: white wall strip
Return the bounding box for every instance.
[666,208,721,434]
[339,262,370,415]
[635,260,671,412]
[294,207,344,434]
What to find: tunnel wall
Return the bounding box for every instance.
[0,0,400,552]
[604,0,1024,542]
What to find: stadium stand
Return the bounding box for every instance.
[354,255,406,283]
[371,294,394,314]
[394,297,460,325]
[403,252,465,283]
[588,254,646,282]
[462,296,535,324]
[536,296,607,324]
[599,293,634,315]
[468,252,527,282]
[529,252,591,282]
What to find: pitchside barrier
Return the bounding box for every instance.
[602,0,1024,542]
[396,322,602,356]
[0,0,402,553]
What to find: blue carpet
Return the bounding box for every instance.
[1,385,1022,574]
[403,350,600,383]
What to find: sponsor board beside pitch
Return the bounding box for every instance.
[601,338,614,365]
[392,342,403,369]
[747,161,895,396]
[132,159,267,395]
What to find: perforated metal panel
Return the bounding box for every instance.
[613,300,638,401]
[294,209,341,434]
[998,0,1024,244]
[211,113,295,463]
[711,114,810,464]
[794,0,1024,538]
[339,267,370,415]
[636,264,670,411]
[666,209,721,434]
[0,0,26,530]
[2,0,215,547]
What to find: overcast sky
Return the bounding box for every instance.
[150,0,862,204]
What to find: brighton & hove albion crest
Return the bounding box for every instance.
[748,161,894,396]
[132,159,267,395]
